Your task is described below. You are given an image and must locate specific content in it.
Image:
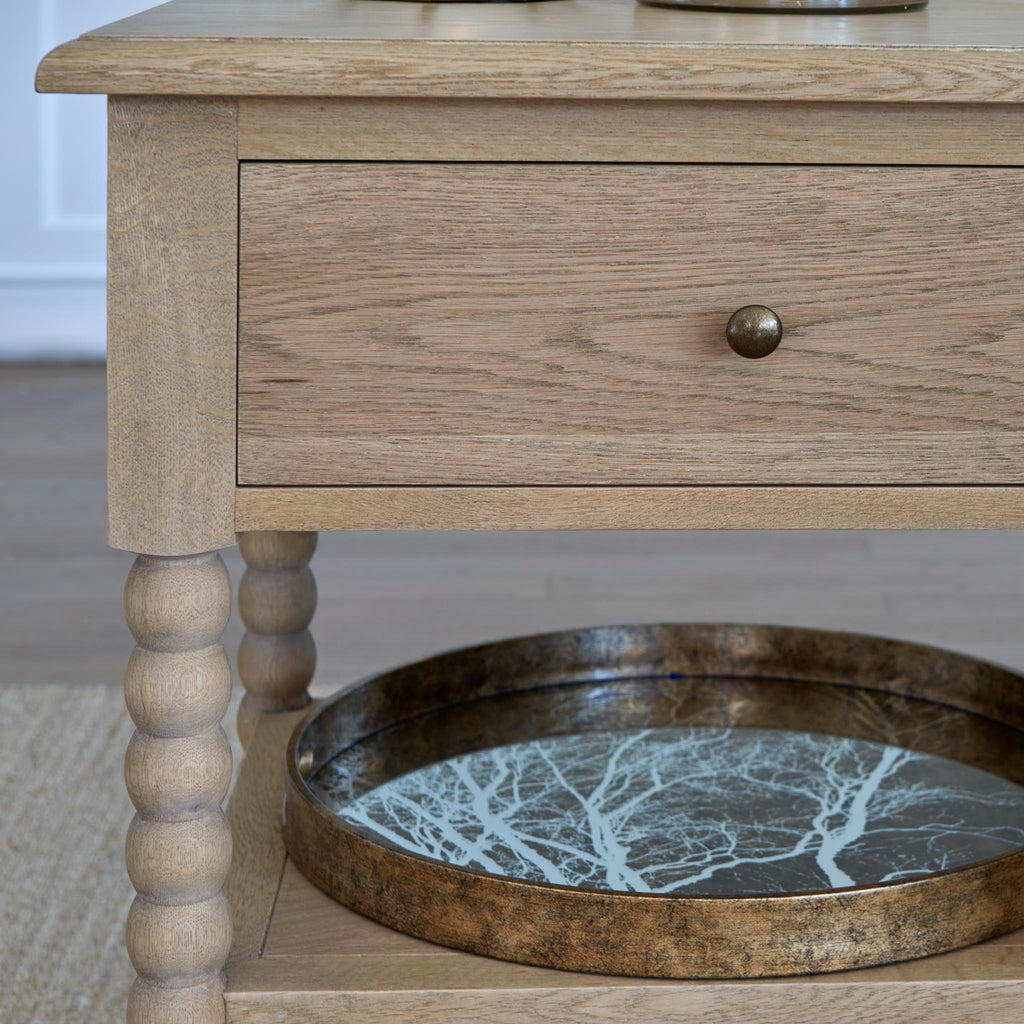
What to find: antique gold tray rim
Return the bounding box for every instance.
[284,623,1024,979]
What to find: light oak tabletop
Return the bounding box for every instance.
[35,0,1024,102]
[35,0,1024,47]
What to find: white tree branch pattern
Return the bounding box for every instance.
[315,727,1024,895]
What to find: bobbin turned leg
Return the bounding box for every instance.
[123,553,233,1024]
[236,531,318,749]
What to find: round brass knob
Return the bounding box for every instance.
[726,305,783,359]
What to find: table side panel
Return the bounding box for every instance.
[233,486,1024,532]
[223,971,1024,1024]
[237,98,1024,166]
[108,96,238,555]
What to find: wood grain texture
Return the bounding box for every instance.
[225,966,1024,1024]
[37,38,1024,104]
[33,0,1024,103]
[238,98,1024,166]
[107,96,237,556]
[239,163,1024,487]
[123,553,234,1024]
[236,533,317,749]
[225,710,307,968]
[235,487,1024,532]
[46,0,1024,44]
[264,861,455,958]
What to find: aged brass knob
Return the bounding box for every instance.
[726,305,783,359]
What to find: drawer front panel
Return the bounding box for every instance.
[238,163,1024,485]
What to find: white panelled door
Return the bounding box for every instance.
[1,1,146,359]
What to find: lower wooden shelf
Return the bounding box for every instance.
[223,710,1024,1024]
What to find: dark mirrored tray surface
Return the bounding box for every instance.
[313,721,1024,897]
[285,624,1024,978]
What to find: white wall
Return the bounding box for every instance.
[1,1,146,360]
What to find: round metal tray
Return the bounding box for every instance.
[284,624,1024,978]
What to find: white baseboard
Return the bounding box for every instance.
[0,283,106,361]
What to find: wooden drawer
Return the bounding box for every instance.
[238,163,1024,486]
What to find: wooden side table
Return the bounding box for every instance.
[37,1,1024,1020]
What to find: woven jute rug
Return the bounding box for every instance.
[0,683,135,1024]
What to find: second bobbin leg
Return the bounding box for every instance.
[236,531,318,748]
